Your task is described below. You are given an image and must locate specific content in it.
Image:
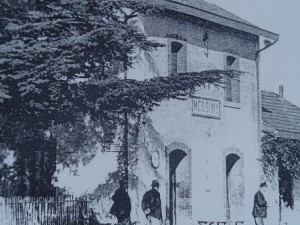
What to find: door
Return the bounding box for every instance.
[169,149,192,225]
[226,153,244,220]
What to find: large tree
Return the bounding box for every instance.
[0,0,230,195]
[1,0,166,195]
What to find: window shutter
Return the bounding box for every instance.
[224,55,240,103]
[232,78,240,103]
[225,76,233,102]
[169,40,187,75]
[177,44,187,74]
[171,52,178,75]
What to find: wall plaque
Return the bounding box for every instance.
[192,97,220,119]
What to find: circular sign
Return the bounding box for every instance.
[151,150,160,169]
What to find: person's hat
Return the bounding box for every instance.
[259,182,267,188]
[151,180,159,187]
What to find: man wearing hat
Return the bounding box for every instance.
[110,180,131,225]
[252,182,268,225]
[142,180,163,225]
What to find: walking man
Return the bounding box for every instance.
[142,180,163,225]
[252,182,268,225]
[110,180,131,225]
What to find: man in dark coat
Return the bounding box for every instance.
[252,182,268,225]
[110,180,131,225]
[142,180,162,225]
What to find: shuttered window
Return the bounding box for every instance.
[169,40,187,75]
[224,55,240,103]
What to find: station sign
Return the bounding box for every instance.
[192,97,220,119]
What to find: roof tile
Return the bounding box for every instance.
[170,0,255,27]
[261,91,300,135]
[159,0,279,40]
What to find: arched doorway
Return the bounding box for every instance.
[169,149,192,225]
[225,153,244,220]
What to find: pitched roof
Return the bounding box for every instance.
[172,0,254,26]
[261,91,300,139]
[153,0,279,41]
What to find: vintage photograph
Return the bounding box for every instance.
[0,0,299,224]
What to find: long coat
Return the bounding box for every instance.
[252,190,267,218]
[142,188,162,220]
[110,187,131,222]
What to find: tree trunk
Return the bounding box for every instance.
[123,111,129,185]
[122,59,129,186]
[16,143,27,196]
[279,195,282,223]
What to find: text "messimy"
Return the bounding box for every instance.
[192,98,220,119]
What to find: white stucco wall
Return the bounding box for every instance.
[128,36,262,225]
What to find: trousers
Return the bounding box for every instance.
[147,216,162,225]
[254,217,264,225]
[116,217,131,225]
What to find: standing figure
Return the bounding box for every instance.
[142,180,162,225]
[110,180,131,225]
[252,182,268,225]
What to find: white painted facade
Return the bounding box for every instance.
[127,31,262,224]
[54,5,277,225]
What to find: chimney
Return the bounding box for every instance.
[279,85,284,98]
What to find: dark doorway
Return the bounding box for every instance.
[169,149,191,225]
[226,153,244,220]
[278,165,294,209]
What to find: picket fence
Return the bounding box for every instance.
[0,196,90,225]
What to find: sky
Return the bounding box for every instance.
[206,0,300,107]
[56,151,118,196]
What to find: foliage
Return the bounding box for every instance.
[50,114,118,168]
[0,0,230,146]
[0,0,234,195]
[62,70,228,117]
[0,0,166,196]
[261,131,300,178]
[261,131,300,208]
[0,0,163,122]
[1,69,228,165]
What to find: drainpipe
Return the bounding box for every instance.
[255,38,278,224]
[255,39,278,166]
[255,40,277,59]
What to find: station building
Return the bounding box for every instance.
[125,1,279,225]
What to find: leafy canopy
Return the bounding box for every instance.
[0,0,232,168]
[0,0,230,132]
[0,0,163,123]
[261,131,300,179]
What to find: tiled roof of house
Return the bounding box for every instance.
[171,0,254,26]
[153,0,279,41]
[261,91,300,137]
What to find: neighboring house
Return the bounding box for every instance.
[262,87,300,140]
[123,1,278,225]
[261,87,300,224]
